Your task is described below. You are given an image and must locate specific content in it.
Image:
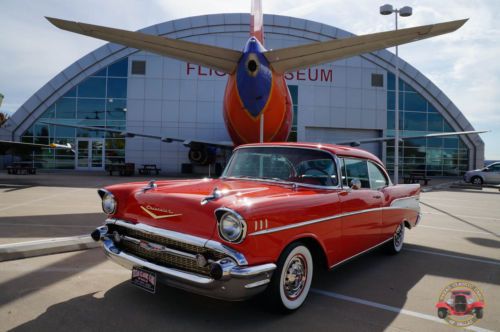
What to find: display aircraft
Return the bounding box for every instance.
[21,1,487,165]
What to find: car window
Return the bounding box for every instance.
[368,162,388,190]
[223,147,338,187]
[341,158,370,189]
[488,164,500,172]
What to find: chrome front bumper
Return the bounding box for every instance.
[94,221,276,301]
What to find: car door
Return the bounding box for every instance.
[338,157,383,262]
[484,163,500,184]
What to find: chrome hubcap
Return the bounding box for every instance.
[283,254,307,300]
[394,224,404,249]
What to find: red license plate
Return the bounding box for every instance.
[131,267,156,293]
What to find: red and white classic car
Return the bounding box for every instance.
[91,143,421,311]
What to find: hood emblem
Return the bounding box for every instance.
[140,205,182,220]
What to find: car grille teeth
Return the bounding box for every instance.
[107,224,226,276]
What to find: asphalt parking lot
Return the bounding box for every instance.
[0,172,498,331]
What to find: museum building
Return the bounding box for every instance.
[0,13,484,176]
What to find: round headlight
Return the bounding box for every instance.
[218,211,246,243]
[102,192,117,215]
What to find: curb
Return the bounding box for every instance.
[0,235,99,262]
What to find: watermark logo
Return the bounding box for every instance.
[436,281,485,327]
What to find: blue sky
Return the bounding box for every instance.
[1,0,498,159]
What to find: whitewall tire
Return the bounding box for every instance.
[385,223,405,255]
[266,243,313,312]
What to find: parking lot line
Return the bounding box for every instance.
[0,223,93,229]
[311,289,493,332]
[418,225,496,236]
[406,248,500,266]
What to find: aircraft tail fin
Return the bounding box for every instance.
[46,17,242,74]
[250,0,264,44]
[265,19,467,74]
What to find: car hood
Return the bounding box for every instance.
[107,178,317,239]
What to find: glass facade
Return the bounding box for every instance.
[386,73,469,176]
[21,58,128,169]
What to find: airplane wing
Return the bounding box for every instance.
[264,19,467,74]
[39,121,234,150]
[0,140,72,154]
[45,17,242,74]
[334,130,488,147]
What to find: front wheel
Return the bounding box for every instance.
[265,243,313,312]
[384,223,405,255]
[438,308,448,319]
[471,176,483,185]
[475,307,484,319]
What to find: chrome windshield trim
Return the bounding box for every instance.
[106,219,248,266]
[221,145,343,190]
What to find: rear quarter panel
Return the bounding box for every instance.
[380,184,421,239]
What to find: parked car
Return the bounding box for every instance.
[436,290,485,319]
[91,143,421,311]
[463,162,500,185]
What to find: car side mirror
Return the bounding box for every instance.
[483,168,489,172]
[350,178,362,190]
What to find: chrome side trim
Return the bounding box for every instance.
[329,237,393,269]
[250,207,383,236]
[106,219,248,266]
[249,203,421,237]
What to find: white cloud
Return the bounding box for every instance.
[0,0,498,158]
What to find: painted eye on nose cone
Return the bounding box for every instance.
[245,54,259,76]
[248,60,257,72]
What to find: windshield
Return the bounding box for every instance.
[222,147,338,187]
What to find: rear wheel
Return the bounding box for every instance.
[471,176,483,185]
[265,242,313,312]
[384,223,405,255]
[476,307,484,319]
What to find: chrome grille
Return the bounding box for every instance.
[108,224,226,276]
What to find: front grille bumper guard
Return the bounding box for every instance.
[92,219,276,301]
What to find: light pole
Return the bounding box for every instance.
[380,4,412,184]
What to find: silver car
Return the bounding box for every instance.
[464,162,500,185]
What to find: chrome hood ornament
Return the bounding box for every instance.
[201,186,223,205]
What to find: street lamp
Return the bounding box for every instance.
[380,4,412,184]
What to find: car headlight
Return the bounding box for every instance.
[100,190,117,215]
[217,210,247,243]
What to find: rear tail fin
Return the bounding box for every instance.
[250,0,264,44]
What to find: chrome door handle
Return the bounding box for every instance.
[373,195,382,199]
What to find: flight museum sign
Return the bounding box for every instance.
[186,63,333,82]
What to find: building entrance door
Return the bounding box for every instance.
[75,138,105,170]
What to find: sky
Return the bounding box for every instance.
[1,0,499,159]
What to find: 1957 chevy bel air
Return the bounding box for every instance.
[91,143,421,311]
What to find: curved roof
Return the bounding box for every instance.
[3,13,483,154]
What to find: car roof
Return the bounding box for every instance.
[238,142,384,166]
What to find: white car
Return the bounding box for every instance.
[463,162,500,185]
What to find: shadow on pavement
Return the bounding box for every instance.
[9,243,499,331]
[465,237,500,249]
[0,249,105,308]
[0,213,103,241]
